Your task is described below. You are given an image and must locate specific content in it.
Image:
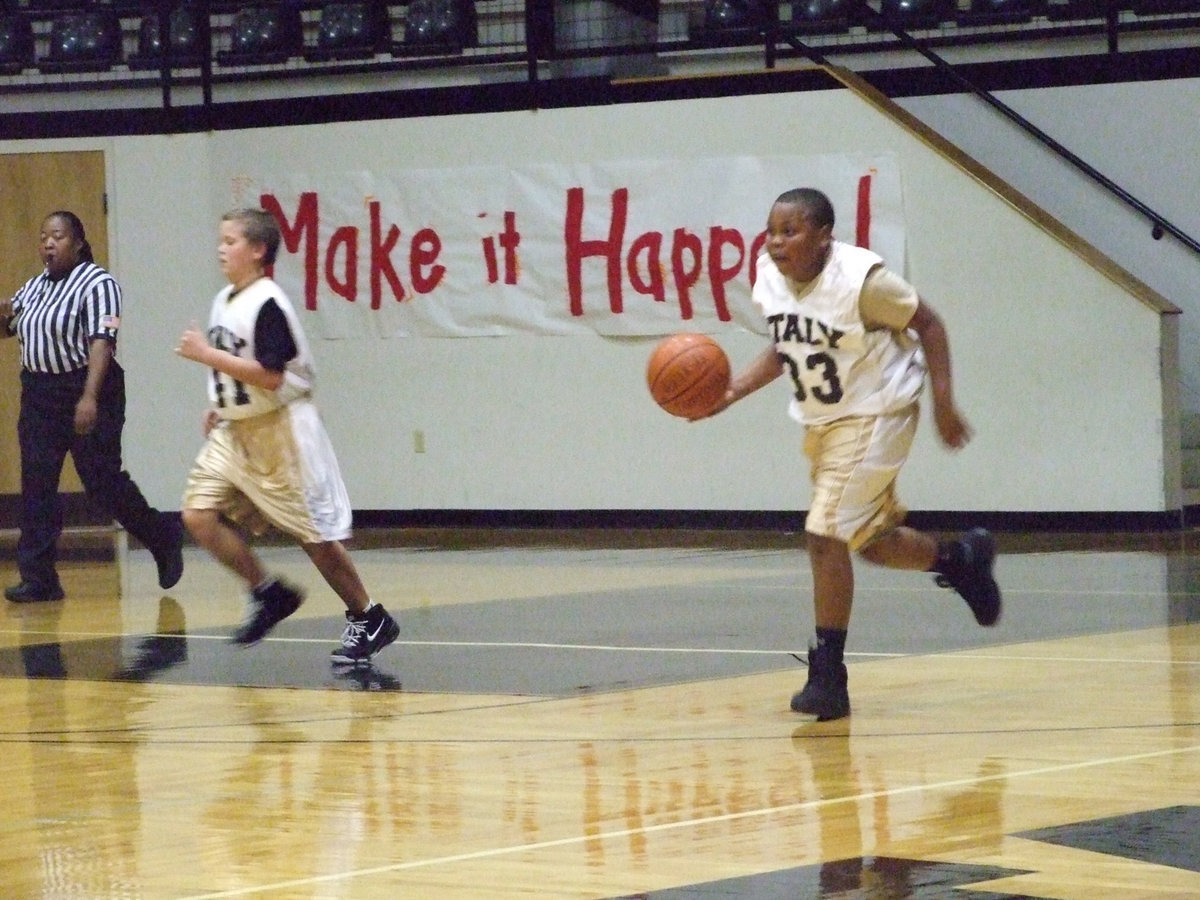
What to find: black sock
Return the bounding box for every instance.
[815,627,847,666]
[932,538,966,575]
[252,576,277,597]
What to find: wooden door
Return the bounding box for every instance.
[0,151,108,503]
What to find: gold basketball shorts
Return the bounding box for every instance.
[181,400,353,545]
[802,405,918,551]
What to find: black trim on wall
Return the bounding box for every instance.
[350,508,1188,533]
[1,496,1191,543]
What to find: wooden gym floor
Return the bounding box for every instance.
[0,526,1198,899]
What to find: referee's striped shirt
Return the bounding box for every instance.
[5,262,122,374]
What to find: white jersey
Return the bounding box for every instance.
[206,276,314,420]
[753,242,926,426]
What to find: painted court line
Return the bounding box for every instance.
[7,630,1200,667]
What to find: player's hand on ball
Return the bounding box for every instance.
[688,388,734,421]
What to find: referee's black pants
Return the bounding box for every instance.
[17,364,171,591]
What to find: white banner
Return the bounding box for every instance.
[234,153,905,338]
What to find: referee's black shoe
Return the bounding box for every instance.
[231,578,303,645]
[5,580,65,603]
[154,515,185,591]
[934,527,1002,626]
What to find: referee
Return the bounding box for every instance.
[0,210,183,603]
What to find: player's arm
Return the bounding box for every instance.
[176,299,297,391]
[248,299,298,389]
[696,341,784,419]
[862,266,971,450]
[907,299,972,449]
[177,325,284,390]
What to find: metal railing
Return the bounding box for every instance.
[769,0,1200,258]
[4,0,1197,105]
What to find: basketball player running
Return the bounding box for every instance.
[700,188,1001,721]
[175,207,399,665]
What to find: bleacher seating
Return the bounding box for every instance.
[789,0,852,34]
[399,0,476,54]
[701,0,764,33]
[1044,0,1108,20]
[128,1,205,69]
[0,6,34,73]
[958,0,1035,25]
[216,2,303,66]
[305,0,390,61]
[38,5,124,73]
[878,0,957,29]
[1133,0,1200,14]
[0,0,1197,101]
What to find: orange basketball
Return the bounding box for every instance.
[646,333,731,419]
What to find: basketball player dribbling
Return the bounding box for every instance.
[697,187,1002,721]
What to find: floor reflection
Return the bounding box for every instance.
[1,532,1197,897]
[619,731,1028,898]
[115,596,188,681]
[330,663,402,691]
[615,856,1032,898]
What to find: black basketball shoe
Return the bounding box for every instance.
[934,527,1002,626]
[790,645,850,722]
[330,603,400,665]
[231,578,304,645]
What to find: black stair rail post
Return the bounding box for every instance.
[764,0,780,70]
[1105,0,1120,54]
[525,0,553,104]
[155,0,172,110]
[198,0,213,125]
